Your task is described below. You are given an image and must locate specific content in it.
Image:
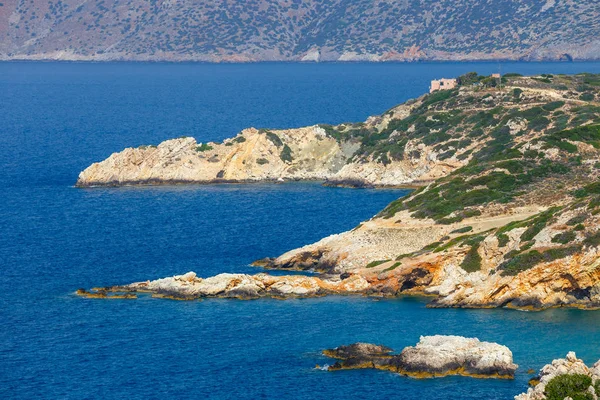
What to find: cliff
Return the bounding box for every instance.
[1,1,599,62]
[78,73,600,309]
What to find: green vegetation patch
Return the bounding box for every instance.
[280,144,293,163]
[520,207,561,242]
[583,231,600,248]
[196,143,213,152]
[551,231,577,244]
[460,243,482,272]
[542,125,600,154]
[366,259,390,268]
[266,131,284,147]
[500,246,580,276]
[542,101,565,112]
[497,233,510,247]
[382,262,402,272]
[451,226,473,234]
[256,158,269,165]
[544,373,593,400]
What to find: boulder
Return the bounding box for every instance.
[398,335,518,378]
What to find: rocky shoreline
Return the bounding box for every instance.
[76,74,600,310]
[516,352,600,400]
[76,271,371,300]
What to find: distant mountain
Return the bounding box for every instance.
[1,0,599,62]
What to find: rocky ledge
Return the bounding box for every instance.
[515,352,600,400]
[322,335,518,379]
[76,271,370,300]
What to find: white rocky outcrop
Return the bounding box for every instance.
[515,352,600,400]
[399,335,518,378]
[79,271,370,299]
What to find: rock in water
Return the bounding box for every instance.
[323,343,394,370]
[323,335,518,379]
[398,335,518,378]
[323,343,393,359]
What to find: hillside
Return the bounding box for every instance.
[1,0,599,62]
[78,73,600,309]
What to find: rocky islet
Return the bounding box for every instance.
[322,335,518,379]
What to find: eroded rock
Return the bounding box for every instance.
[323,335,518,379]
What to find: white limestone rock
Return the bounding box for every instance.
[399,335,518,378]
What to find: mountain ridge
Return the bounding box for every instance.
[1,0,599,62]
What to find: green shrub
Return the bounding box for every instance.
[366,259,390,268]
[457,72,482,86]
[497,233,510,247]
[512,88,523,99]
[280,144,293,163]
[501,246,580,275]
[266,132,283,147]
[567,215,587,225]
[544,374,592,400]
[460,244,482,272]
[520,208,559,241]
[583,231,600,248]
[319,124,344,141]
[233,136,246,143]
[382,262,402,272]
[580,93,595,101]
[196,143,213,152]
[543,101,565,111]
[256,158,269,165]
[451,226,473,234]
[551,231,576,244]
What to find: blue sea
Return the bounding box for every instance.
[2,62,600,399]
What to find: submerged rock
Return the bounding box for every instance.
[75,288,136,299]
[323,335,518,379]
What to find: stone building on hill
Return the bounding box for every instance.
[430,78,457,93]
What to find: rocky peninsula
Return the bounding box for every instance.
[322,336,518,379]
[77,73,600,310]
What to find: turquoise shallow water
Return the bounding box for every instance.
[2,62,600,399]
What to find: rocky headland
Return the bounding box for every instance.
[321,335,518,379]
[77,73,600,310]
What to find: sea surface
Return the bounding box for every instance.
[2,62,600,399]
